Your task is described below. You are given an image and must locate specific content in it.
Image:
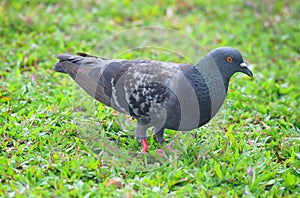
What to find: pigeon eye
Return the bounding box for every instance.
[226,56,233,62]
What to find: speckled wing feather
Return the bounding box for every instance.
[113,60,182,125]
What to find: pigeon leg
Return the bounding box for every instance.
[154,128,165,145]
[154,128,167,157]
[155,128,176,155]
[135,123,149,152]
[141,138,148,153]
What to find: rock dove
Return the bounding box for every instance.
[53,47,253,152]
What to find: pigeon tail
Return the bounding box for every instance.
[52,54,75,74]
[53,62,67,73]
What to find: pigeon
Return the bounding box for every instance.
[53,47,253,152]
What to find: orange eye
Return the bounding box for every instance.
[226,56,233,62]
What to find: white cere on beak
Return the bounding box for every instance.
[240,62,248,67]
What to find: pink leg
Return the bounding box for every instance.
[141,138,149,152]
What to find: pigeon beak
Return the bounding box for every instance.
[240,62,253,77]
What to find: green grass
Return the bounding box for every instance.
[1,0,300,197]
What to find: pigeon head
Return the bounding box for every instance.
[208,47,253,79]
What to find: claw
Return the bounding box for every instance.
[156,141,177,157]
[166,143,176,153]
[156,149,165,157]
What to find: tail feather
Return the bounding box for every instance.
[53,54,74,74]
[56,54,74,61]
[53,53,105,74]
[53,62,67,73]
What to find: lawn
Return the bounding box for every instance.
[0,0,299,197]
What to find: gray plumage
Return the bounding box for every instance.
[53,47,253,150]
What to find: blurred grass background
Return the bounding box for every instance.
[0,0,299,197]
